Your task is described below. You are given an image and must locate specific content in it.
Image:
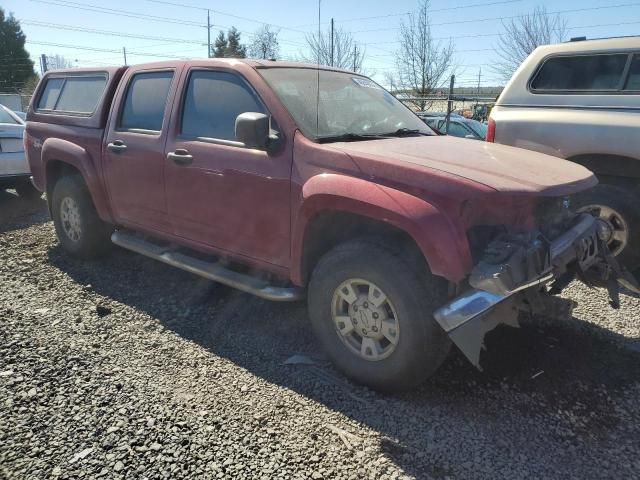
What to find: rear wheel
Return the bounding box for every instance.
[308,239,451,392]
[51,175,112,258]
[573,184,640,271]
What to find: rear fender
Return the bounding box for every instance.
[291,174,472,285]
[42,138,112,222]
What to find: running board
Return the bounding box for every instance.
[111,231,304,302]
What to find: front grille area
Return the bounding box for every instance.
[466,225,506,264]
[534,196,574,240]
[466,196,575,265]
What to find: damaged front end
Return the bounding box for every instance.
[434,207,640,369]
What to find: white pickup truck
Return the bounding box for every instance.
[489,36,640,272]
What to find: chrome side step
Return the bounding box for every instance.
[111,231,304,302]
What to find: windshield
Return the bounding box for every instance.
[466,120,487,139]
[0,105,22,125]
[259,68,431,141]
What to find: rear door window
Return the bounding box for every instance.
[37,75,107,113]
[119,71,174,132]
[38,78,65,110]
[624,55,640,90]
[181,70,264,141]
[55,77,107,113]
[531,54,628,92]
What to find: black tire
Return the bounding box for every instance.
[572,184,640,271]
[51,175,112,258]
[15,179,41,199]
[308,239,451,392]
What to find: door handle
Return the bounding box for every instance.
[167,149,193,166]
[107,140,127,153]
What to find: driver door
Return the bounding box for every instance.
[164,68,292,267]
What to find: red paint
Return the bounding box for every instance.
[26,59,597,286]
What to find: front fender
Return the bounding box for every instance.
[42,138,112,222]
[291,174,472,285]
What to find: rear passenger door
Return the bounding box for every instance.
[164,68,291,268]
[103,68,178,232]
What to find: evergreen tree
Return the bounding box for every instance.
[225,27,246,58]
[213,31,227,58]
[0,8,35,93]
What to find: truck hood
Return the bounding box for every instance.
[327,135,596,195]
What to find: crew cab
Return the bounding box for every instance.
[25,60,636,391]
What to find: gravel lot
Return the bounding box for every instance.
[1,190,639,480]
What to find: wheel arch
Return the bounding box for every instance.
[567,153,640,191]
[42,138,113,222]
[291,174,472,286]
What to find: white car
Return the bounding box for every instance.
[0,104,38,197]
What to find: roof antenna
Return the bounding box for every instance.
[316,0,321,138]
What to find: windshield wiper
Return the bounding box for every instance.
[317,132,391,143]
[383,128,431,137]
[317,128,430,143]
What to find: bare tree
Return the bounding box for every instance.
[46,54,74,70]
[301,23,365,72]
[383,71,399,95]
[248,25,280,60]
[494,6,567,81]
[396,0,454,111]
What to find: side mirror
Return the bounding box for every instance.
[235,112,270,149]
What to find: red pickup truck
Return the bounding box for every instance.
[25,59,635,391]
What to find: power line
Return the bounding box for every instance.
[295,0,525,27]
[25,40,197,59]
[140,0,309,34]
[20,18,308,50]
[20,20,206,44]
[368,48,495,58]
[352,2,640,33]
[29,0,205,27]
[362,17,640,49]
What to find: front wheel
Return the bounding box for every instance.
[308,239,451,392]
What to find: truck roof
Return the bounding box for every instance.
[533,36,640,56]
[47,58,360,76]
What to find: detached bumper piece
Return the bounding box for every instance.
[434,214,639,368]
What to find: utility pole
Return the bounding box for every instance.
[330,18,334,67]
[353,44,357,72]
[445,74,455,134]
[207,9,211,58]
[40,54,48,74]
[122,47,127,66]
[476,67,482,96]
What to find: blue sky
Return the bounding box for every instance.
[4,0,640,87]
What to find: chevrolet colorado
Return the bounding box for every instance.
[25,59,636,391]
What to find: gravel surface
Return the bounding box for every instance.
[1,190,639,480]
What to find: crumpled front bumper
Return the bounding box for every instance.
[433,213,635,368]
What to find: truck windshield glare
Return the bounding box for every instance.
[259,68,431,141]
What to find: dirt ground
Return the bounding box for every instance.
[1,190,639,480]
